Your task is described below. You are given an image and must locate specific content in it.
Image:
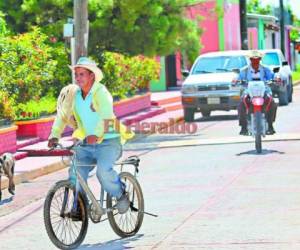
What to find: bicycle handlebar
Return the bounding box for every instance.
[49,141,84,152]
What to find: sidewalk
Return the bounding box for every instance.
[0,90,183,191]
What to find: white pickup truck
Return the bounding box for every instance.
[261,49,293,106]
[181,50,250,122]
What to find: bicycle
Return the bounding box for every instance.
[43,142,144,249]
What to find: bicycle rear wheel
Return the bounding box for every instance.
[43,180,88,249]
[107,172,144,237]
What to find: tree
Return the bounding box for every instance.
[247,0,272,15]
[89,0,202,62]
[0,11,7,36]
[0,0,73,38]
[290,16,300,42]
[287,5,300,42]
[0,0,202,63]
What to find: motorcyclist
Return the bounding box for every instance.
[237,50,277,135]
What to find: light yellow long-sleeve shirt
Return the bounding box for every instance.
[49,82,134,144]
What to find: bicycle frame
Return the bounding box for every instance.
[75,166,107,217]
[61,144,141,220]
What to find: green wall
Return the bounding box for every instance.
[258,18,265,49]
[150,56,167,92]
[217,0,225,51]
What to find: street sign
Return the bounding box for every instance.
[63,23,73,38]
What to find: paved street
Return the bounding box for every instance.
[0,86,300,249]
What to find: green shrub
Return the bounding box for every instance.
[0,11,8,36]
[14,94,57,121]
[0,28,54,103]
[0,27,70,104]
[100,52,160,99]
[292,63,300,83]
[0,27,159,121]
[47,38,71,97]
[0,27,70,120]
[0,90,15,120]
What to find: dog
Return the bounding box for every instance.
[0,153,15,201]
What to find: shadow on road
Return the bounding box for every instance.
[129,133,202,143]
[236,149,285,156]
[194,114,238,122]
[0,196,13,206]
[78,233,144,249]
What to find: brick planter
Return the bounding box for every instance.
[0,125,18,154]
[14,93,151,141]
[15,117,55,140]
[114,93,151,118]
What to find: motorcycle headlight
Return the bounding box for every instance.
[181,85,197,94]
[274,75,282,85]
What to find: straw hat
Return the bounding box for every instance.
[248,50,263,59]
[69,57,103,82]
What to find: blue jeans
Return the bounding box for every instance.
[69,137,123,199]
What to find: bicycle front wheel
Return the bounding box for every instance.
[107,172,144,237]
[43,180,88,249]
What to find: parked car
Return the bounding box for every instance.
[181,50,249,122]
[260,49,293,105]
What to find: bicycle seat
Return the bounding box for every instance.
[117,155,140,167]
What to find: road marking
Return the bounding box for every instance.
[125,133,300,151]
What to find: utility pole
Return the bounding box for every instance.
[240,0,248,50]
[74,0,88,62]
[279,0,285,55]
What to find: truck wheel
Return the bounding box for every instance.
[278,89,289,106]
[288,84,293,103]
[200,110,211,117]
[255,112,262,154]
[184,108,194,122]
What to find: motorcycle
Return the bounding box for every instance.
[238,80,273,153]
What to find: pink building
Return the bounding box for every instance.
[247,14,280,50]
[150,0,241,91]
[186,0,241,54]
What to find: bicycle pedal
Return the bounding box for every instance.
[130,203,138,212]
[143,211,158,217]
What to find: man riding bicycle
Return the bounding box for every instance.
[48,57,134,217]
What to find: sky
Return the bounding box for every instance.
[261,0,300,18]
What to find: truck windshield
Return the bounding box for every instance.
[192,56,247,74]
[261,53,280,66]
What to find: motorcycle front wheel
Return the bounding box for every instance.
[254,111,262,153]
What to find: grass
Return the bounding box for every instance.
[292,71,300,84]
[292,63,300,84]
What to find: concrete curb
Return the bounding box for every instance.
[293,80,300,86]
[1,114,184,191]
